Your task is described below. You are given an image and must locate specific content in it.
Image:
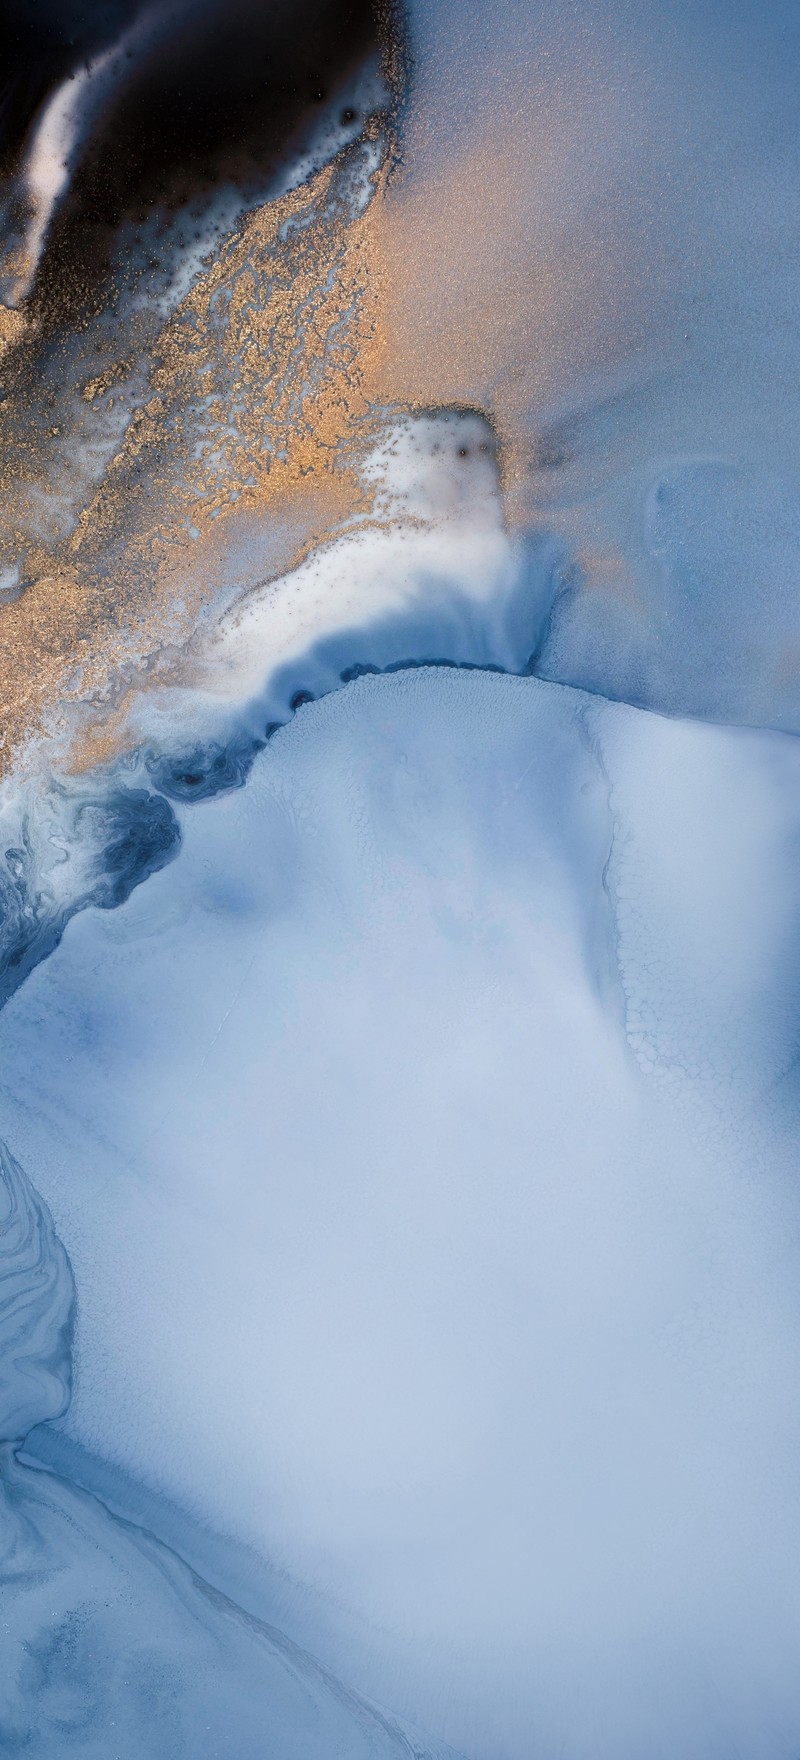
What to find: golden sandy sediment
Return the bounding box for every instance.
[0,141,391,773]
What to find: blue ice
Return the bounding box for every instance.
[0,1083,462,1759]
[1,666,800,1758]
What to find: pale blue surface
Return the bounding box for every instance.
[4,2,800,1755]
[1,667,800,1756]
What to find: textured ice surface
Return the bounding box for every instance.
[3,1,800,1753]
[0,1140,73,1445]
[0,1063,461,1760]
[2,1452,461,1759]
[0,1003,460,1760]
[3,666,800,1759]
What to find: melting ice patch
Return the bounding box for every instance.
[2,666,800,1760]
[0,405,543,1016]
[1,386,800,1758]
